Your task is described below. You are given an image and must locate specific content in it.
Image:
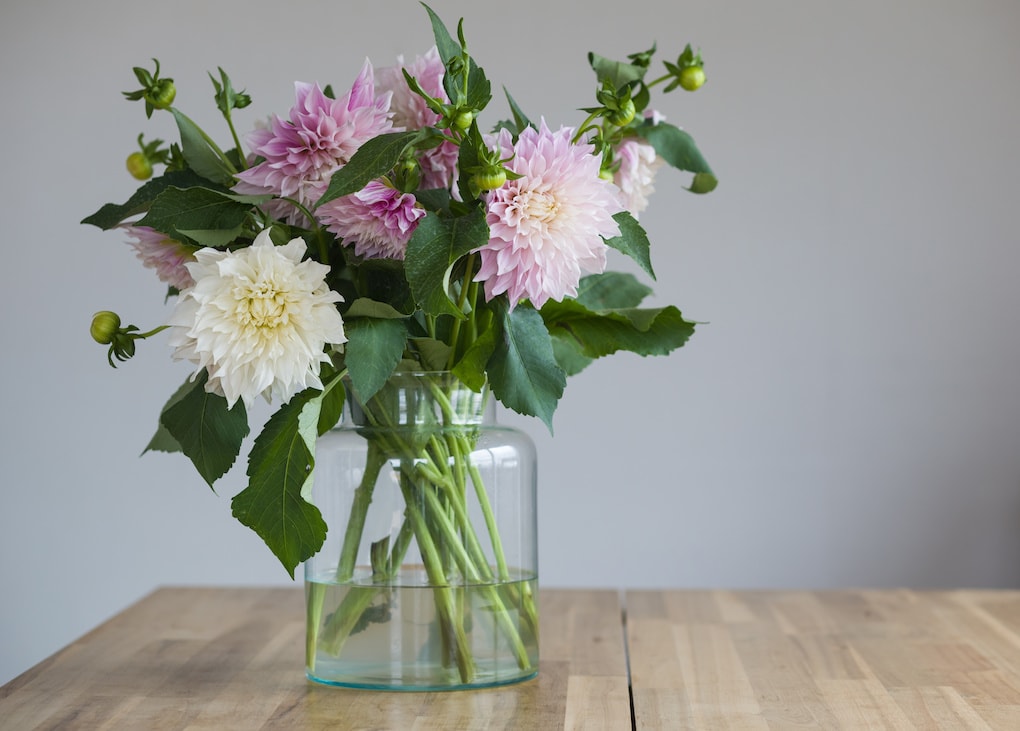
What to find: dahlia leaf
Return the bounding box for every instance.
[503,88,533,137]
[344,317,408,401]
[486,303,565,431]
[345,298,407,319]
[411,337,453,371]
[138,186,253,244]
[633,121,718,193]
[550,336,594,377]
[588,52,648,87]
[452,320,498,391]
[143,377,196,455]
[171,109,236,186]
[422,4,491,110]
[315,131,422,206]
[405,208,489,318]
[540,299,696,361]
[575,271,653,310]
[81,169,210,229]
[604,211,655,279]
[159,370,250,487]
[232,389,328,578]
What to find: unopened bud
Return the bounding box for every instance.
[90,311,122,344]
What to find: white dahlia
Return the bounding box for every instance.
[167,230,346,408]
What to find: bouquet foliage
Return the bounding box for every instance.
[85,4,716,578]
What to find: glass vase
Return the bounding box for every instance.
[304,372,539,690]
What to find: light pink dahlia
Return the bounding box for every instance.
[475,120,624,309]
[614,138,663,218]
[318,180,425,260]
[375,47,458,190]
[122,225,196,291]
[234,61,395,221]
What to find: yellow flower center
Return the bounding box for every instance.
[237,283,289,331]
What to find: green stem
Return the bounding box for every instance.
[336,441,388,582]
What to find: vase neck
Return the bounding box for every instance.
[345,372,494,428]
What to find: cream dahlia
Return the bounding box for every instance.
[167,229,346,408]
[475,120,624,309]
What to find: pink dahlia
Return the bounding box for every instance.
[475,121,623,309]
[375,47,458,190]
[234,61,395,221]
[122,225,196,291]
[614,138,663,218]
[318,180,425,260]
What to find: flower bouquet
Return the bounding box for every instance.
[85,5,716,689]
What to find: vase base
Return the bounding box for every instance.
[305,669,538,692]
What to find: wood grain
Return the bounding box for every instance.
[625,589,1020,730]
[0,587,629,731]
[5,588,1020,729]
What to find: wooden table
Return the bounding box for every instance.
[3,588,1019,729]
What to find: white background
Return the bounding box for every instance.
[2,0,1019,685]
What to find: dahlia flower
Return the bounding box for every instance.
[318,180,425,260]
[475,121,623,309]
[234,61,395,221]
[375,47,459,190]
[122,226,196,291]
[167,229,346,409]
[614,138,663,218]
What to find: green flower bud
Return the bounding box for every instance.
[90,311,121,344]
[472,168,507,192]
[126,151,153,180]
[452,110,474,132]
[607,98,636,127]
[147,79,177,110]
[679,66,706,92]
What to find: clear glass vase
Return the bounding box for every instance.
[304,372,539,690]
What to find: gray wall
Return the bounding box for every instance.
[2,0,1019,685]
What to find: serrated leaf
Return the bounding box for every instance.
[503,88,533,138]
[171,109,236,186]
[575,271,653,310]
[174,227,245,248]
[604,211,655,279]
[315,380,346,436]
[405,208,489,317]
[81,169,210,229]
[550,334,594,377]
[633,121,717,192]
[232,389,328,578]
[411,337,452,371]
[143,377,197,454]
[486,303,565,431]
[344,317,408,401]
[315,131,421,206]
[137,186,253,243]
[588,52,648,87]
[541,299,696,362]
[422,4,490,110]
[160,370,249,487]
[345,298,407,319]
[452,319,498,390]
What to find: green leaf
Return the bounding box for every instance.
[171,109,235,186]
[452,319,498,390]
[550,335,594,377]
[575,271,653,310]
[486,303,566,430]
[503,88,533,137]
[604,211,655,279]
[316,382,346,436]
[541,299,696,362]
[232,389,329,578]
[422,4,491,110]
[344,317,408,401]
[411,337,452,371]
[588,52,648,87]
[81,169,210,229]
[344,298,408,319]
[315,131,421,206]
[159,370,249,487]
[143,377,197,454]
[633,121,718,193]
[404,208,489,317]
[137,186,253,244]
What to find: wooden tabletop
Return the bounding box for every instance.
[2,588,1019,729]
